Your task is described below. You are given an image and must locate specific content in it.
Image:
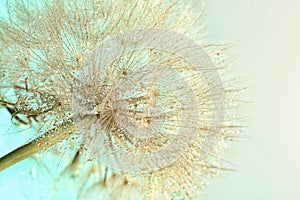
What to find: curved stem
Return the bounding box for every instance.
[0,120,76,172]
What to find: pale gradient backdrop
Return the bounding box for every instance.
[204,0,300,199]
[0,0,299,199]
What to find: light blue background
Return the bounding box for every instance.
[1,0,300,199]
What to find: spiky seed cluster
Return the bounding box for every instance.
[0,0,239,199]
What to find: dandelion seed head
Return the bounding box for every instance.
[0,0,241,199]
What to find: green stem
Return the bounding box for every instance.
[0,120,76,172]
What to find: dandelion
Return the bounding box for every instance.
[0,0,241,199]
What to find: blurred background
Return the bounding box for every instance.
[1,0,300,199]
[205,0,300,199]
